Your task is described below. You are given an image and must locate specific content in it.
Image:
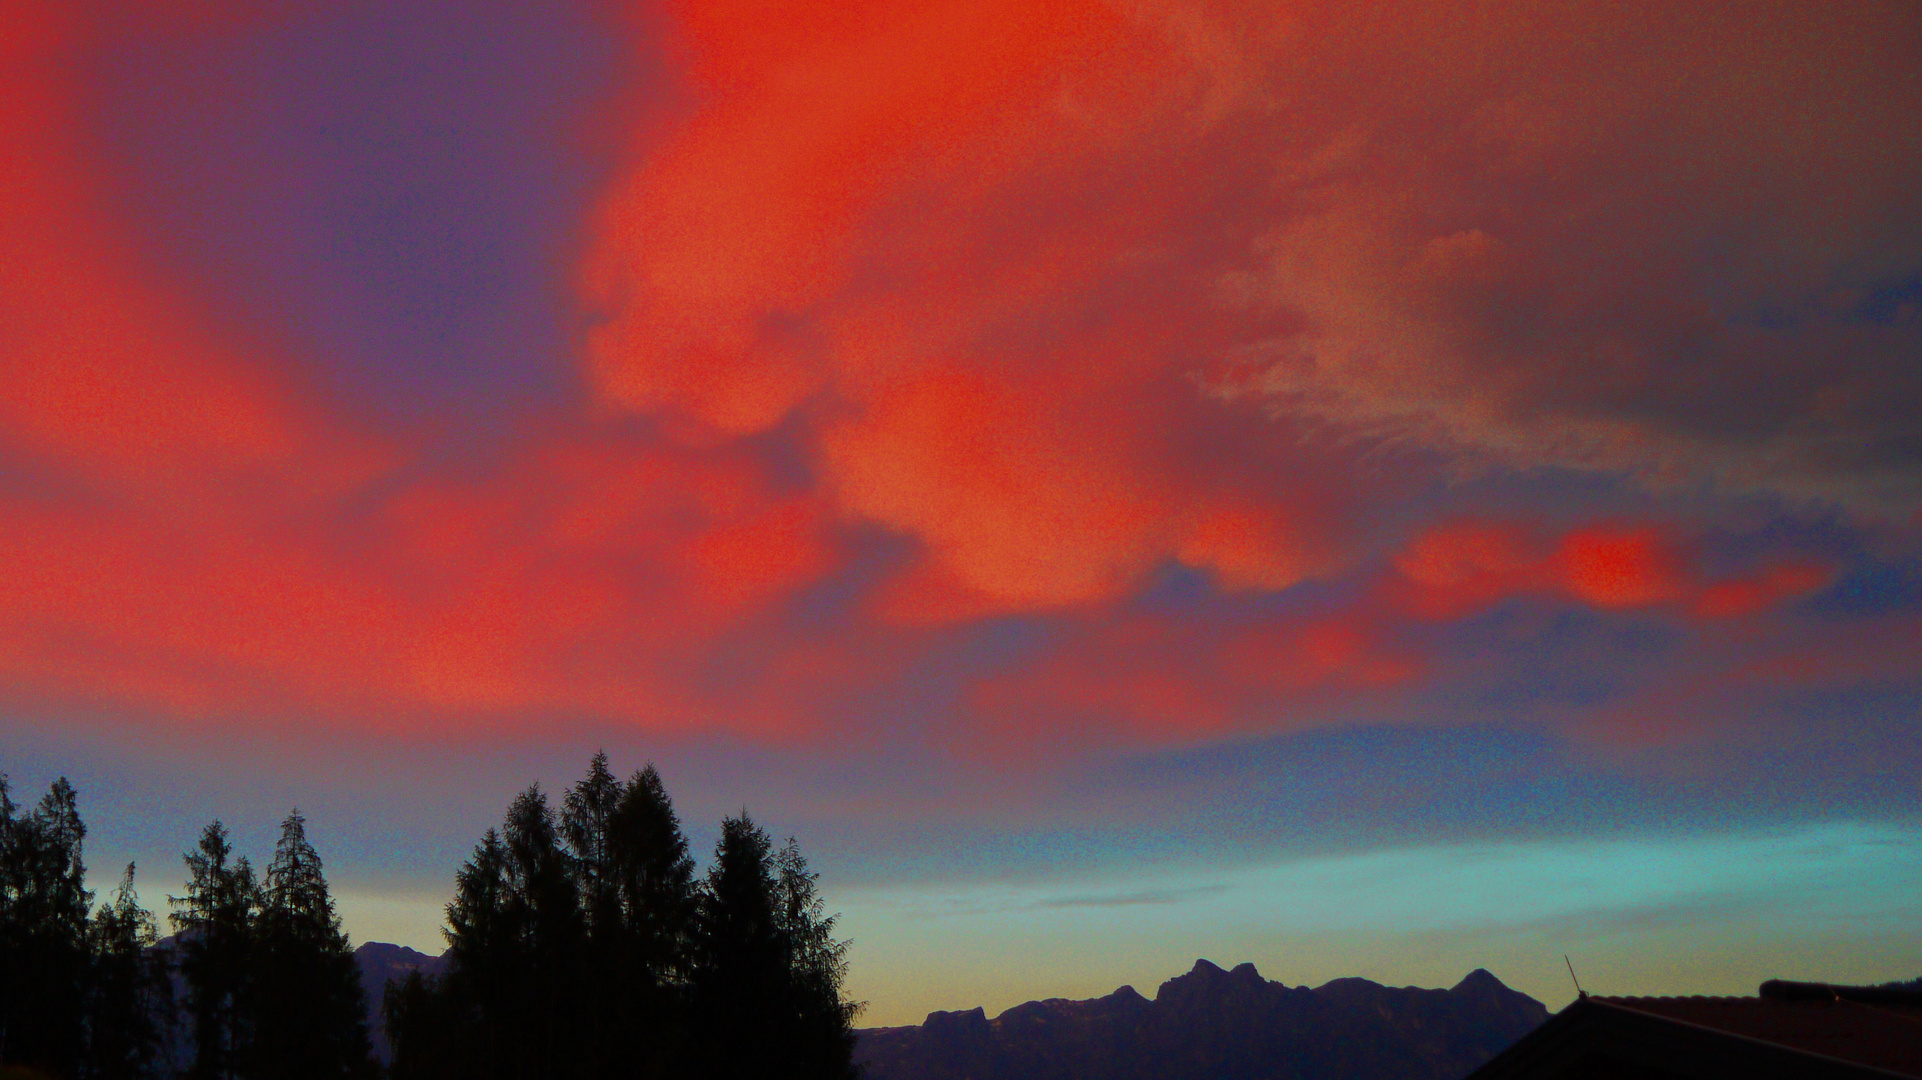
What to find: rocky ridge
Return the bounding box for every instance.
[854,959,1547,1080]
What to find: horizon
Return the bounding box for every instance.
[4,0,1919,1033]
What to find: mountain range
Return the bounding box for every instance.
[341,944,1545,1077]
[852,959,1548,1080]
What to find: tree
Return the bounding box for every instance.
[399,788,588,1080]
[689,814,859,1080]
[382,969,470,1080]
[86,863,171,1080]
[563,753,630,1078]
[772,839,862,1080]
[585,760,697,1079]
[561,753,622,939]
[173,822,257,1080]
[0,776,94,1077]
[389,829,513,1080]
[500,786,585,1080]
[389,758,855,1080]
[607,765,696,985]
[244,811,372,1080]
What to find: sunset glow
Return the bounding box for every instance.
[3,0,1918,1026]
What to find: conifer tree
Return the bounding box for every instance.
[173,822,258,1080]
[0,776,94,1077]
[608,765,696,984]
[562,753,627,1078]
[389,829,514,1080]
[501,786,585,1080]
[382,969,469,1080]
[562,753,622,938]
[689,814,789,1079]
[245,811,372,1080]
[609,764,697,1076]
[772,839,862,1080]
[688,817,863,1080]
[390,758,854,1080]
[86,862,171,1080]
[565,757,697,1079]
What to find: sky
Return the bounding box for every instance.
[2,0,1919,1028]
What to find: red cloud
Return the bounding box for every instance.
[0,5,843,731]
[1390,521,1833,622]
[971,612,1421,753]
[0,0,1897,763]
[584,0,1143,434]
[585,0,1918,636]
[0,5,311,488]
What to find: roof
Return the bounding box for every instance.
[1467,981,1922,1079]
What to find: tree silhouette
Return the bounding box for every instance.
[602,764,697,1078]
[502,786,586,1080]
[390,756,858,1080]
[86,863,171,1080]
[388,829,510,1080]
[562,754,626,1079]
[689,815,861,1080]
[173,822,257,1080]
[773,838,862,1080]
[0,776,94,1078]
[2,782,374,1080]
[245,811,372,1080]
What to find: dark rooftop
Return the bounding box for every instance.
[1469,979,1922,1079]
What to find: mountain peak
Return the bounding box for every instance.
[922,1006,989,1039]
[857,960,1548,1080]
[1451,968,1506,994]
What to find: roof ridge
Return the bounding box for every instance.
[1578,998,1922,1078]
[1839,997,1922,1030]
[1595,994,1758,1004]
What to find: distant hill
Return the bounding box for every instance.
[354,942,449,1064]
[854,959,1548,1080]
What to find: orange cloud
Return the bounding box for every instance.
[582,0,1917,640]
[1390,521,1833,622]
[584,0,1142,434]
[0,4,840,734]
[971,613,1420,753]
[0,4,310,489]
[1557,529,1685,609]
[0,0,1900,766]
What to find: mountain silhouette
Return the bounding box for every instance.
[354,942,449,1064]
[854,960,1547,1080]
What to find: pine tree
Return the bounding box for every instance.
[0,776,94,1077]
[245,811,372,1080]
[563,756,697,1079]
[382,969,469,1080]
[689,814,787,1079]
[772,839,862,1080]
[389,829,514,1080]
[86,863,171,1080]
[391,760,853,1080]
[688,817,862,1080]
[173,822,258,1080]
[500,787,584,1080]
[562,753,622,939]
[604,764,696,1078]
[562,753,625,1079]
[608,765,696,984]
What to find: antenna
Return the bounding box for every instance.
[1563,955,1586,999]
